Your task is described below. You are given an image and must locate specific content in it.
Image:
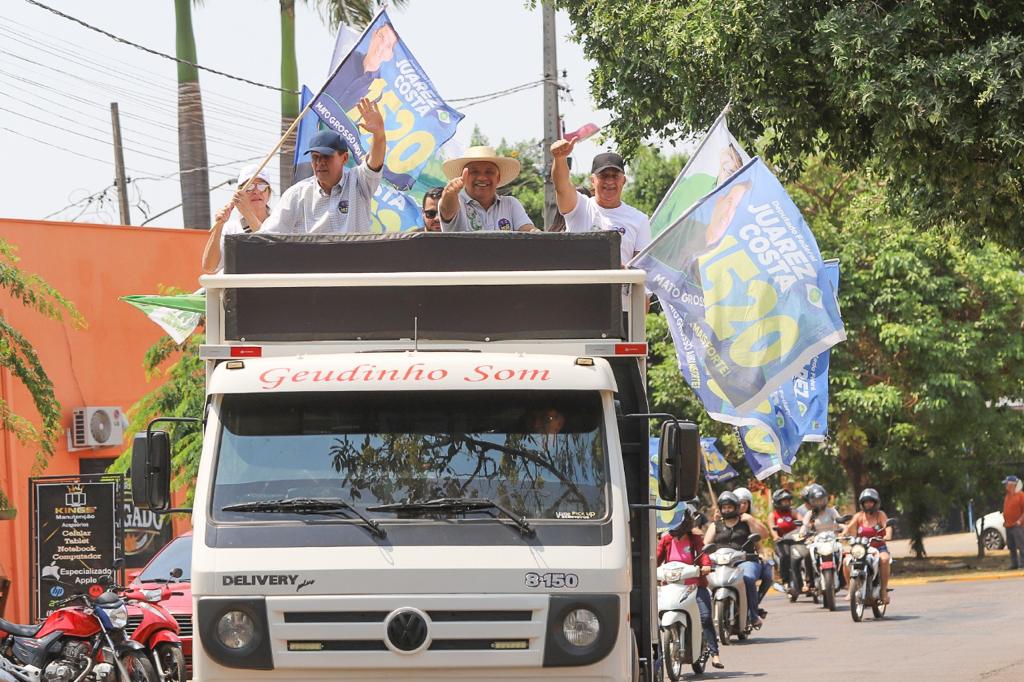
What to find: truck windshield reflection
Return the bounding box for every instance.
[212,390,607,522]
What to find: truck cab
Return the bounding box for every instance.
[131,232,699,681]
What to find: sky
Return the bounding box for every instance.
[0,0,636,228]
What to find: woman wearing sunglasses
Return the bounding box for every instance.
[202,165,273,273]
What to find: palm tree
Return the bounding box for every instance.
[278,1,406,192]
[0,240,84,479]
[174,0,211,229]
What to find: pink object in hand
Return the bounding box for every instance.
[563,122,600,143]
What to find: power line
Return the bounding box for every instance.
[24,0,297,94]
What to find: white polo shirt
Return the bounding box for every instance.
[440,190,533,232]
[261,161,381,235]
[562,195,652,265]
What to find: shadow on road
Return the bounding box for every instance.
[869,614,919,622]
[688,671,766,679]
[738,635,814,644]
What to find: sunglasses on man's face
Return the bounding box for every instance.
[423,209,438,219]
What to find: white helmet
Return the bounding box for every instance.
[733,487,753,508]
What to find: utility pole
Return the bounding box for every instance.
[110,102,131,225]
[541,1,560,230]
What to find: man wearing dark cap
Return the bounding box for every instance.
[1002,475,1024,569]
[550,138,652,267]
[262,97,385,234]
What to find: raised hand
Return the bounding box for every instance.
[357,97,386,137]
[550,137,575,158]
[443,172,466,198]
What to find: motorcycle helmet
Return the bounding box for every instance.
[717,491,740,519]
[669,503,697,537]
[733,487,753,512]
[772,489,793,509]
[806,483,828,510]
[858,488,880,509]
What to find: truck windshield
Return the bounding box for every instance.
[212,390,608,522]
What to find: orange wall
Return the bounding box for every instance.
[0,219,206,622]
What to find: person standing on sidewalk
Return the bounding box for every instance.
[1002,475,1024,570]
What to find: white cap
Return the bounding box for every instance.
[236,164,272,191]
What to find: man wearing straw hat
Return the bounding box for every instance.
[261,97,386,235]
[438,146,538,232]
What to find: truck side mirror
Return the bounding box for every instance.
[131,431,171,511]
[657,420,700,502]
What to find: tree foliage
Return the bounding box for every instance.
[621,146,687,216]
[111,332,205,504]
[648,159,1024,555]
[0,240,83,485]
[557,0,1024,247]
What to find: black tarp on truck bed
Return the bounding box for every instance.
[222,232,625,342]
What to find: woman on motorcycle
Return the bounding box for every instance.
[843,488,893,603]
[770,489,799,590]
[704,491,768,628]
[734,487,775,603]
[657,506,724,669]
[791,483,843,595]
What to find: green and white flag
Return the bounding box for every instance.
[649,108,751,237]
[121,293,204,344]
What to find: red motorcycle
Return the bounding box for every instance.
[0,585,156,681]
[122,586,185,682]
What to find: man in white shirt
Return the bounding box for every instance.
[438,146,537,232]
[550,138,652,264]
[261,97,386,235]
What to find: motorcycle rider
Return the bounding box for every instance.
[704,491,768,628]
[843,488,893,603]
[657,506,724,669]
[733,487,774,604]
[792,483,844,595]
[770,489,800,589]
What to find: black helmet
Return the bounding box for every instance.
[858,488,880,508]
[806,483,827,509]
[718,491,740,519]
[772,489,793,508]
[669,503,697,537]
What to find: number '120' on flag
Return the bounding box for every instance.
[310,10,463,191]
[632,158,845,415]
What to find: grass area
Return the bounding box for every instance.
[893,551,1013,579]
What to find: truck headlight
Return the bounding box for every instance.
[851,544,867,559]
[103,604,129,629]
[562,608,600,647]
[217,610,257,649]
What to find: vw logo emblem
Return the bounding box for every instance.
[384,608,429,653]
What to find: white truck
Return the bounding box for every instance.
[131,232,700,681]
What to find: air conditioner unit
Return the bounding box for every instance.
[70,407,125,449]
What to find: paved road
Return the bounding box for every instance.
[889,531,980,558]
[688,575,1024,681]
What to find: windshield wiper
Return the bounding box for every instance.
[367,497,535,538]
[221,497,386,539]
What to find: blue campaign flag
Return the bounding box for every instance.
[634,157,846,417]
[702,437,739,483]
[736,261,841,477]
[292,85,320,182]
[310,10,464,191]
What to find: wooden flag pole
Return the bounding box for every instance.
[237,97,318,193]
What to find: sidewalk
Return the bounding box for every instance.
[888,531,981,558]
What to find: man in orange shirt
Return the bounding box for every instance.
[1002,475,1024,570]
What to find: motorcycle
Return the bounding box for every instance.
[657,561,708,680]
[706,534,761,645]
[791,515,851,610]
[122,586,185,682]
[0,585,157,682]
[848,519,895,622]
[773,520,802,600]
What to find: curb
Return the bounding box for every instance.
[891,571,1024,587]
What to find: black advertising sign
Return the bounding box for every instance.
[33,480,118,619]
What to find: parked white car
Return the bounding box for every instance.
[975,511,1006,550]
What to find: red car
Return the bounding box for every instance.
[127,532,193,675]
